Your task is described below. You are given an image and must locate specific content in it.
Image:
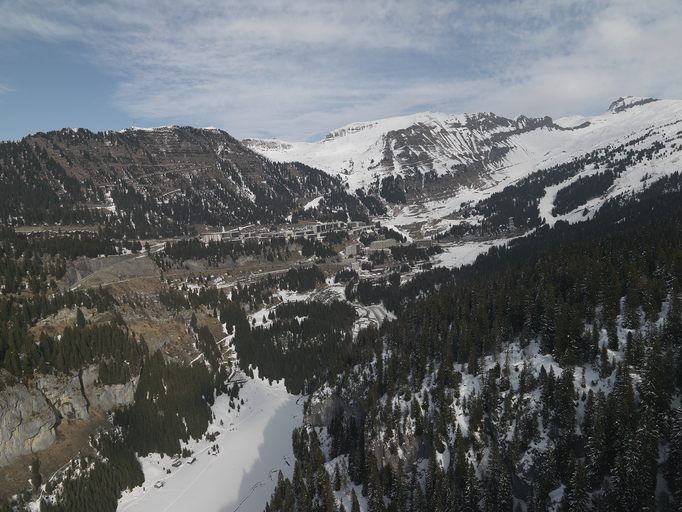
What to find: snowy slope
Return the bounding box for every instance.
[245,97,682,231]
[118,374,302,512]
[499,97,682,187]
[246,112,455,190]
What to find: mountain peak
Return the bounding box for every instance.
[608,96,657,113]
[321,111,452,142]
[118,125,225,135]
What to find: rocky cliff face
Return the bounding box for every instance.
[81,365,137,412]
[243,111,559,195]
[0,373,56,467]
[35,372,89,421]
[0,367,137,467]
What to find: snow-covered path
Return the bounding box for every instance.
[118,375,302,512]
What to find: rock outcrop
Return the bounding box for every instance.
[0,366,138,468]
[0,371,57,467]
[35,372,89,421]
[81,365,137,412]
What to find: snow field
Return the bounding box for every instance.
[118,373,303,512]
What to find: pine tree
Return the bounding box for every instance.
[599,344,611,378]
[318,469,337,512]
[334,462,342,491]
[585,392,608,488]
[669,409,682,506]
[531,450,557,512]
[485,446,512,512]
[567,461,589,512]
[76,308,86,328]
[350,488,361,512]
[31,457,42,491]
[610,363,637,454]
[366,454,384,512]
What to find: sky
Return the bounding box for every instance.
[1,0,681,142]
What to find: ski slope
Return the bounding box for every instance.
[118,374,302,512]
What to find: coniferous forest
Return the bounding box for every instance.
[8,170,682,509]
[262,174,682,512]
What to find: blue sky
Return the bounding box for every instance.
[1,0,681,141]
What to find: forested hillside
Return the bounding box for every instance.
[0,127,379,237]
[263,173,682,511]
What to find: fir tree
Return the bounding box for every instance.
[567,461,589,512]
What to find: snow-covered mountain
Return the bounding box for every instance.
[245,110,554,192]
[245,97,682,232]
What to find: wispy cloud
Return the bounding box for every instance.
[1,0,681,139]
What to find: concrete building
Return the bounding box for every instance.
[199,220,371,245]
[345,243,362,257]
[199,232,223,244]
[367,238,398,252]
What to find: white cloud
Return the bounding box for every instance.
[1,0,681,139]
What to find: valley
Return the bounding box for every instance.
[1,96,682,512]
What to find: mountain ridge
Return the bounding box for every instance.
[0,125,377,236]
[244,96,682,235]
[2,95,679,240]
